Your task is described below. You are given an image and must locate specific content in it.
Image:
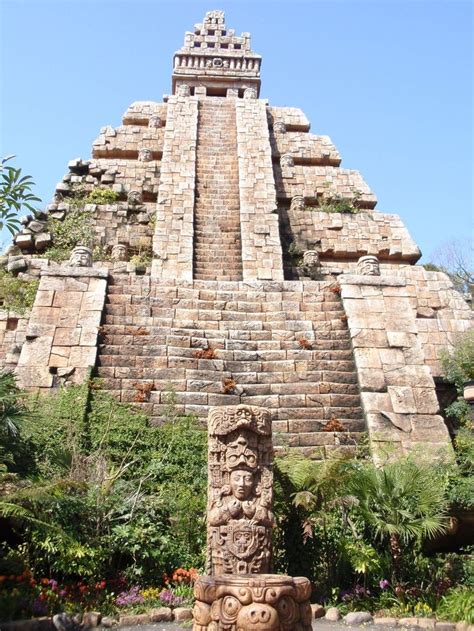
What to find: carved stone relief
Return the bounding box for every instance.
[243,87,257,99]
[127,190,143,206]
[111,244,129,262]
[206,405,274,577]
[138,148,153,162]
[280,153,294,167]
[68,245,92,267]
[148,115,163,128]
[357,255,381,276]
[273,121,287,134]
[193,574,312,631]
[177,83,191,97]
[290,195,305,211]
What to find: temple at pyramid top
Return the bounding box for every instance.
[172,10,262,97]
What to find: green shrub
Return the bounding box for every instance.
[437,586,474,623]
[45,209,94,261]
[440,329,474,393]
[85,189,119,205]
[2,385,207,584]
[0,269,38,314]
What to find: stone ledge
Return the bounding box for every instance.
[339,274,406,287]
[41,267,109,279]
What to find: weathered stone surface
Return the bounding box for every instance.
[173,607,193,621]
[374,617,399,626]
[311,603,326,619]
[100,617,116,628]
[117,614,150,627]
[3,10,470,462]
[148,608,172,622]
[344,611,373,625]
[82,612,101,627]
[325,607,342,621]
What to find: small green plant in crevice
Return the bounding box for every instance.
[85,188,119,205]
[306,189,362,214]
[44,208,94,262]
[287,242,303,267]
[0,269,38,314]
[130,248,153,268]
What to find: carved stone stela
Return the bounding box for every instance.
[206,405,274,576]
[194,405,312,631]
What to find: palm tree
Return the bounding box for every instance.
[0,371,29,439]
[347,458,449,582]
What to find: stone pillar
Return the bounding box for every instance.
[15,266,108,390]
[235,100,284,281]
[152,95,198,281]
[339,273,452,461]
[206,405,274,576]
[193,404,312,631]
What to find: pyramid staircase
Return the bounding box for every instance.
[96,275,365,456]
[193,99,243,281]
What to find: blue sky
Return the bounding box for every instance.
[1,0,472,260]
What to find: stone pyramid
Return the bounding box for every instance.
[2,10,472,460]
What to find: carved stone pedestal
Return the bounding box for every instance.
[193,574,312,631]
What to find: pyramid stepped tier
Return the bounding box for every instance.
[270,131,342,166]
[96,275,366,457]
[193,99,243,281]
[92,125,165,159]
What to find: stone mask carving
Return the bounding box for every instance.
[148,115,163,128]
[127,190,143,206]
[280,153,294,167]
[138,148,153,162]
[68,246,92,267]
[291,195,305,211]
[273,121,287,134]
[111,244,129,262]
[357,255,381,276]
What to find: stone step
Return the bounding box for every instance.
[193,100,242,280]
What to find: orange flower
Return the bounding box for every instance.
[0,576,6,583]
[41,578,49,585]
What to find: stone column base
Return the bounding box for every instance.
[193,574,312,631]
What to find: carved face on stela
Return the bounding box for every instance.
[230,469,254,501]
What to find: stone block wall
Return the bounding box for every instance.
[0,310,29,372]
[235,99,284,280]
[152,95,199,281]
[339,273,454,461]
[15,267,108,391]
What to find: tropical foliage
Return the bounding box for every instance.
[0,156,41,236]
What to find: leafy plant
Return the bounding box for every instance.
[346,458,449,583]
[437,586,474,623]
[0,156,41,236]
[45,209,94,262]
[306,190,362,214]
[0,269,39,314]
[440,329,474,393]
[84,189,119,205]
